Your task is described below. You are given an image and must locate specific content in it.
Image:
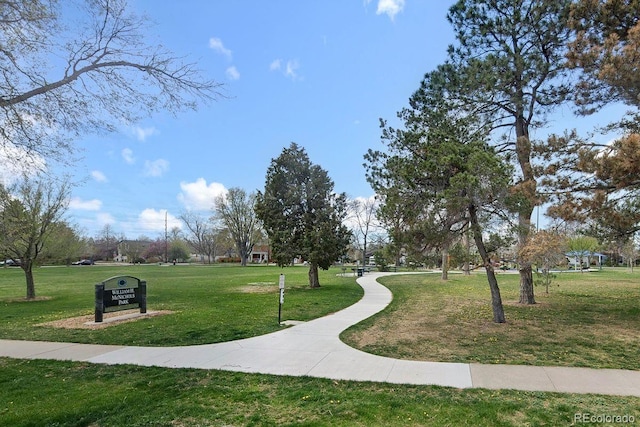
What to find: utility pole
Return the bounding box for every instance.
[165,211,168,263]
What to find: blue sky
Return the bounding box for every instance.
[39,0,625,238]
[63,0,455,238]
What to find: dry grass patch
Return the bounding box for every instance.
[36,309,174,329]
[239,282,278,294]
[342,270,640,369]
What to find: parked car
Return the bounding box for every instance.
[71,259,94,265]
[1,259,21,267]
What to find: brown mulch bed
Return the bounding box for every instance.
[36,309,174,329]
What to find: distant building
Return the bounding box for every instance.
[250,244,270,263]
[565,251,606,269]
[116,240,151,263]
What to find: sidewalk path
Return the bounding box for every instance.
[1,272,639,397]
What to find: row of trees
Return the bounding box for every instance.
[0,143,361,298]
[0,0,362,296]
[366,0,640,323]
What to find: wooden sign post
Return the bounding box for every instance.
[95,275,147,322]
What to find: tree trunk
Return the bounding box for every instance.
[516,211,537,303]
[518,264,535,305]
[308,262,320,288]
[441,248,449,280]
[486,264,506,323]
[362,235,367,268]
[238,242,248,267]
[470,205,506,323]
[514,108,537,304]
[463,232,471,275]
[23,261,36,300]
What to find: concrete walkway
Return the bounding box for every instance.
[1,272,639,397]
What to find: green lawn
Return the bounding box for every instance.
[1,265,639,426]
[0,264,362,345]
[341,268,640,370]
[1,358,638,427]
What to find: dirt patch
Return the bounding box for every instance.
[239,282,278,294]
[36,309,174,329]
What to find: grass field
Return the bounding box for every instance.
[1,358,638,427]
[0,264,362,345]
[1,265,639,426]
[341,269,640,370]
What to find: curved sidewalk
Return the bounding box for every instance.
[1,272,639,397]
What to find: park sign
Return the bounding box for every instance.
[95,275,147,322]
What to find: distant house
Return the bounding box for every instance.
[116,240,151,263]
[196,244,271,264]
[566,251,606,269]
[250,244,270,263]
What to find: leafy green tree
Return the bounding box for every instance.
[0,0,221,165]
[256,143,351,288]
[445,0,572,304]
[449,237,475,274]
[214,188,262,267]
[39,221,87,265]
[567,235,599,272]
[0,175,71,299]
[168,240,190,263]
[373,251,389,272]
[366,91,514,323]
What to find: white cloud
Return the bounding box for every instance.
[226,66,240,81]
[96,212,116,227]
[0,144,46,186]
[133,126,158,142]
[144,159,169,177]
[69,197,102,211]
[376,0,405,20]
[270,59,282,71]
[209,37,232,58]
[137,208,182,232]
[270,58,302,80]
[91,170,108,182]
[285,60,300,80]
[177,178,227,211]
[122,148,135,164]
